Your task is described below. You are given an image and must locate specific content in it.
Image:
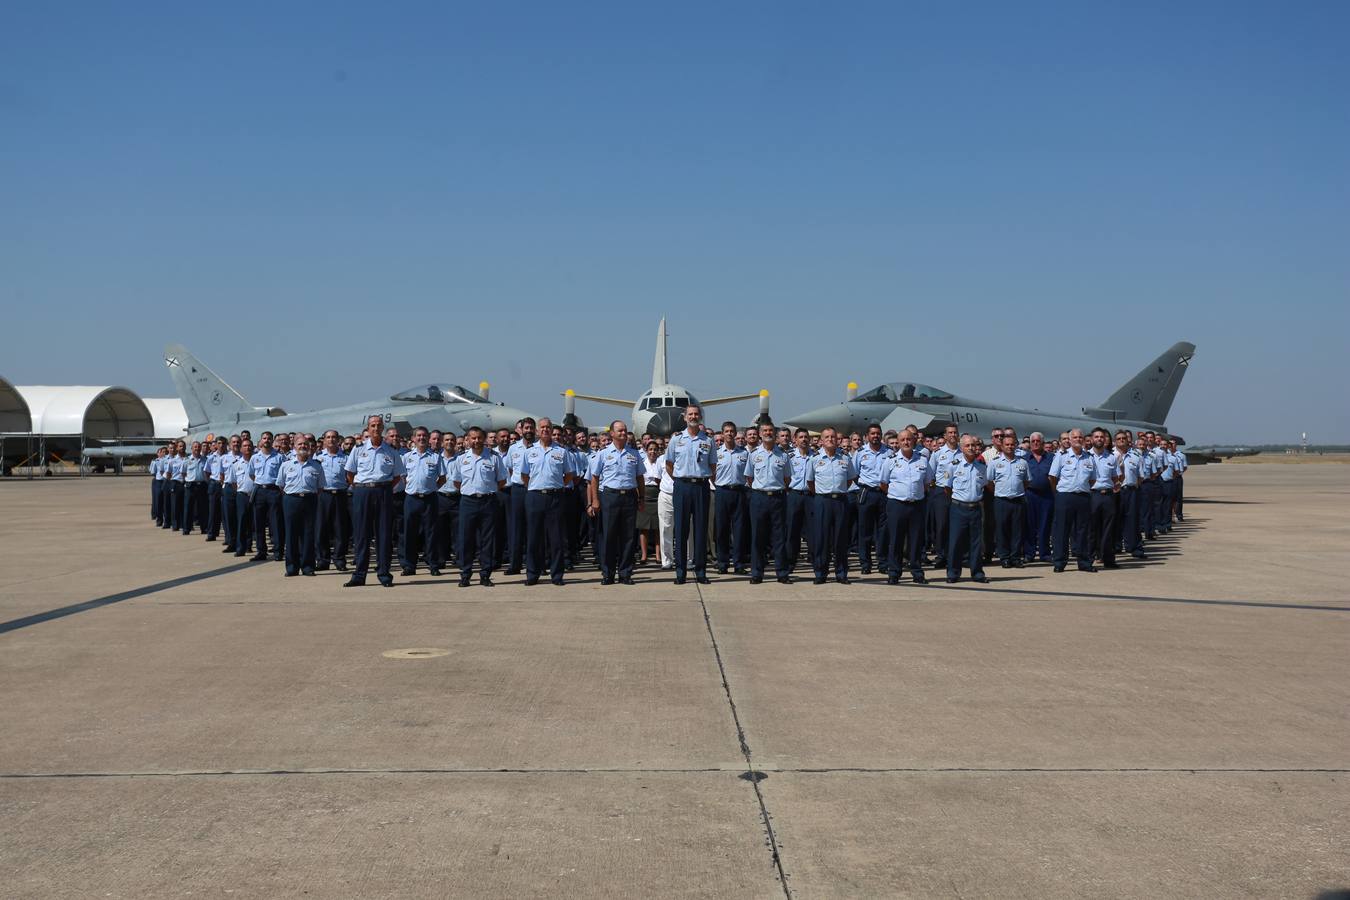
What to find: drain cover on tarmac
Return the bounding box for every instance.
[381,648,451,659]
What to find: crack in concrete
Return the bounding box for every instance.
[697,582,793,899]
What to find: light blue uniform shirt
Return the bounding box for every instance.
[1121,449,1143,487]
[343,441,405,485]
[1088,449,1119,490]
[316,451,348,490]
[947,456,988,502]
[184,454,208,482]
[455,449,508,495]
[521,442,574,490]
[714,445,749,487]
[206,453,224,480]
[932,445,962,487]
[590,444,643,490]
[810,451,857,495]
[570,448,590,486]
[1049,449,1094,493]
[166,456,186,481]
[437,453,460,494]
[1138,448,1155,480]
[403,449,444,495]
[988,454,1030,498]
[745,445,790,491]
[231,456,254,489]
[278,457,324,494]
[217,452,237,483]
[788,449,813,490]
[854,445,893,488]
[1150,447,1170,481]
[881,452,930,501]
[506,440,533,487]
[668,429,715,479]
[1170,450,1187,474]
[249,450,284,486]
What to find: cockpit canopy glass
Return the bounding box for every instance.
[390,384,489,404]
[855,383,953,403]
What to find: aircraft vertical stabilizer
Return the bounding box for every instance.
[1100,341,1196,426]
[652,317,669,390]
[163,343,255,428]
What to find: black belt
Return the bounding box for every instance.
[353,482,391,489]
[787,488,810,494]
[259,484,280,491]
[889,497,922,504]
[600,487,637,494]
[463,492,495,498]
[1093,489,1114,494]
[951,499,981,508]
[676,477,706,483]
[288,492,315,497]
[861,484,883,492]
[752,489,784,495]
[995,495,1025,502]
[409,492,434,499]
[533,488,566,495]
[717,483,746,491]
[322,488,347,494]
[1123,485,1138,490]
[817,492,847,500]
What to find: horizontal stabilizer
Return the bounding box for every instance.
[564,392,634,408]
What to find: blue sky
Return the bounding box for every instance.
[3,1,1347,442]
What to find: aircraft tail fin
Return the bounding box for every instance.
[652,317,668,390]
[1100,342,1196,425]
[163,344,256,428]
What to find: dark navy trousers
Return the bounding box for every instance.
[885,497,926,578]
[946,500,985,580]
[1052,492,1092,568]
[993,496,1025,563]
[433,493,459,569]
[600,488,638,580]
[317,490,350,565]
[526,489,567,582]
[253,486,283,559]
[1120,486,1142,553]
[1023,489,1053,560]
[786,489,811,571]
[350,483,393,582]
[812,494,850,579]
[672,479,710,579]
[282,492,318,574]
[747,489,788,579]
[713,485,747,571]
[459,494,498,582]
[856,487,888,571]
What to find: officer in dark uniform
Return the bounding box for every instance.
[454,425,509,587]
[343,415,406,587]
[667,406,715,585]
[809,427,858,584]
[744,423,792,584]
[400,426,445,576]
[1049,428,1096,573]
[520,418,575,586]
[278,436,323,577]
[589,420,643,585]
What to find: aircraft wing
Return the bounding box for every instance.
[564,392,634,407]
[701,393,761,406]
[879,407,937,434]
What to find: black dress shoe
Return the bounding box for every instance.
[696,576,711,585]
[480,578,495,587]
[315,562,329,571]
[234,551,246,558]
[972,574,989,584]
[1078,565,1098,573]
[552,579,565,586]
[1102,562,1120,569]
[946,576,958,583]
[887,575,899,585]
[1000,560,1011,569]
[835,576,851,585]
[601,576,615,585]
[343,578,365,588]
[284,570,298,577]
[1131,551,1148,560]
[378,577,394,587]
[674,575,687,585]
[860,566,872,576]
[222,547,234,553]
[250,554,267,562]
[1011,560,1025,568]
[1053,565,1066,573]
[504,568,521,577]
[777,576,792,585]
[205,536,216,542]
[734,567,749,576]
[749,576,763,585]
[813,576,826,585]
[525,578,539,586]
[335,561,348,571]
[302,569,315,577]
[715,567,728,575]
[458,577,471,588]
[401,568,415,577]
[615,575,631,585]
[911,574,928,585]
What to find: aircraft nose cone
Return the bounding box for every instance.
[647,406,685,437]
[786,404,839,433]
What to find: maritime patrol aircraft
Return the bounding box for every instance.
[163,343,536,441]
[786,342,1196,444]
[564,318,764,437]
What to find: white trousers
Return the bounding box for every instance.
[658,489,675,567]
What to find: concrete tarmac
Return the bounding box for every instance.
[1,465,1347,898]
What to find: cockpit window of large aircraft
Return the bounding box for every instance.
[856,383,953,403]
[390,384,489,404]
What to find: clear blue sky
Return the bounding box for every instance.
[3,1,1346,442]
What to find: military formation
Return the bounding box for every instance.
[146,406,1188,587]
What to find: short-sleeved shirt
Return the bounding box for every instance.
[810,451,857,494]
[667,429,715,479]
[231,456,256,493]
[248,451,283,485]
[1049,450,1094,493]
[881,452,930,501]
[455,449,508,495]
[854,445,893,488]
[714,445,749,487]
[1025,452,1054,492]
[1088,449,1119,490]
[947,456,988,502]
[590,444,643,490]
[745,445,790,491]
[316,450,349,490]
[403,450,444,494]
[279,458,324,494]
[438,453,460,494]
[521,442,574,490]
[788,449,814,490]
[184,455,208,482]
[932,445,962,487]
[344,441,405,485]
[988,454,1030,498]
[506,440,533,487]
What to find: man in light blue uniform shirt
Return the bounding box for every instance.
[454,425,509,587]
[1171,441,1188,522]
[666,406,716,585]
[521,419,575,586]
[1087,427,1122,569]
[786,429,815,573]
[433,431,460,573]
[399,426,444,577]
[1117,431,1148,560]
[150,447,168,525]
[343,416,407,587]
[988,433,1030,568]
[713,421,750,576]
[854,423,893,575]
[1048,428,1097,572]
[231,438,256,557]
[503,418,536,576]
[182,442,209,536]
[929,424,961,569]
[744,423,792,584]
[944,434,991,583]
[204,438,228,542]
[163,442,186,531]
[809,428,859,584]
[315,430,350,571]
[879,431,931,584]
[588,420,644,585]
[1148,433,1173,535]
[248,432,286,562]
[278,436,324,577]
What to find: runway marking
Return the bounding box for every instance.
[0,561,257,636]
[382,647,451,659]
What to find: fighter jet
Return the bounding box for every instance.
[164,344,535,441]
[564,318,764,437]
[786,342,1197,443]
[1183,446,1261,464]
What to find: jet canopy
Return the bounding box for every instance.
[390,384,489,405]
[855,383,953,403]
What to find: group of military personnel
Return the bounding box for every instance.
[147,406,1188,587]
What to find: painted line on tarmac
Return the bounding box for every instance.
[0,561,258,635]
